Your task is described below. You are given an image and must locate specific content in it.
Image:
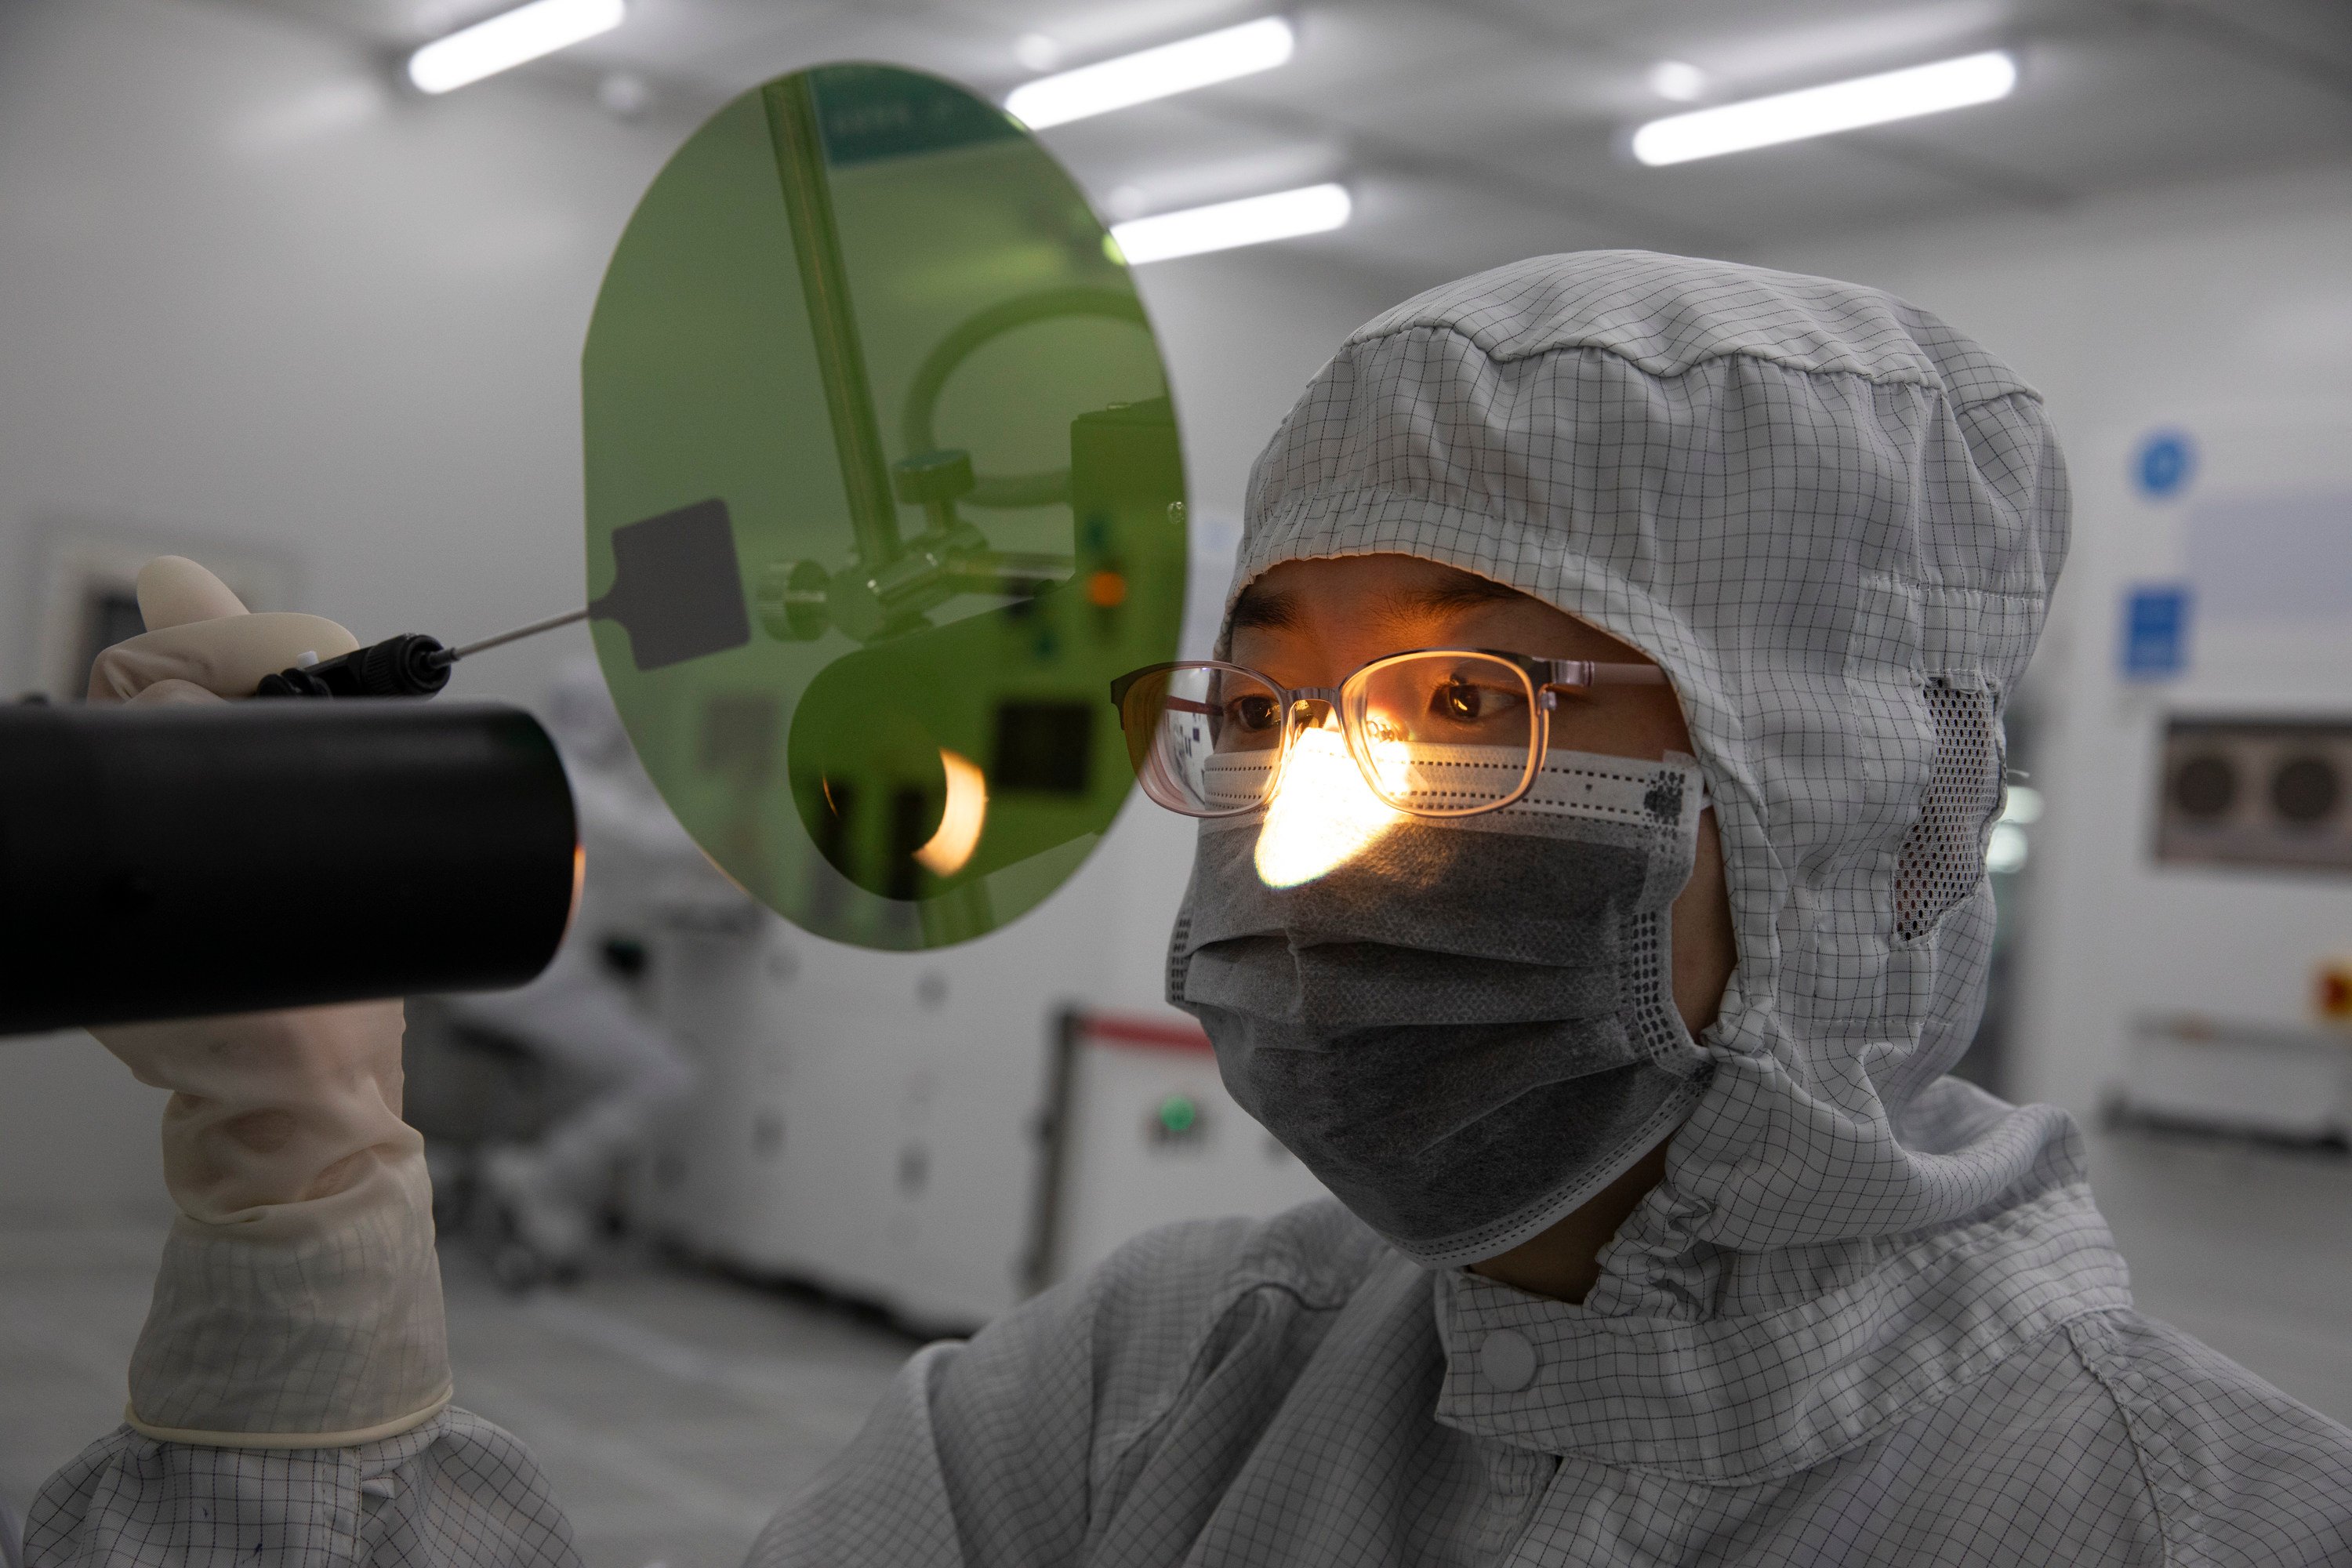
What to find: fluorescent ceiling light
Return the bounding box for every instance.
[1630,49,2016,166]
[408,0,625,96]
[1110,183,1349,265]
[1006,16,1294,130]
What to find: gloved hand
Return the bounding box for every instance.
[88,557,452,1446]
[88,554,359,706]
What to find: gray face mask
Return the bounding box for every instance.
[1168,748,1713,1268]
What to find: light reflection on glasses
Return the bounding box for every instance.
[1253,721,1408,887]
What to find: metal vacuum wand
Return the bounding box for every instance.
[253,608,591,699]
[251,496,753,699]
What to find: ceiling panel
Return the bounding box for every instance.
[1897,30,2352,196]
[216,0,2352,285]
[1332,168,1671,284]
[1609,0,2017,93]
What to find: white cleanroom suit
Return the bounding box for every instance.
[32,252,2352,1565]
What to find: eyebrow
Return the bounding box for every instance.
[1228,583,1298,631]
[1228,572,1524,637]
[1375,575,1523,624]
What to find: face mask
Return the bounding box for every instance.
[1168,746,1712,1268]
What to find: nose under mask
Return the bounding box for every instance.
[1169,746,1713,1269]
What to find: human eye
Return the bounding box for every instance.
[1428,673,1524,726]
[1227,693,1281,732]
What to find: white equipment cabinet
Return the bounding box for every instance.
[641,797,1327,1334]
[1032,1010,1326,1290]
[2026,407,2352,1141]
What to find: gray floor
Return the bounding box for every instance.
[5,1127,2351,1567]
[2082,1125,2352,1425]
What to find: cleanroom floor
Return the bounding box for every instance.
[5,1127,2351,1568]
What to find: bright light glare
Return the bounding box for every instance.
[408,0,625,96]
[1986,821,2029,875]
[1012,33,1062,72]
[1005,16,1294,129]
[1254,726,1404,889]
[916,750,988,877]
[2001,785,2043,826]
[1630,49,2016,166]
[1646,60,1708,102]
[1111,183,1351,265]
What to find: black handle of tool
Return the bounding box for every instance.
[0,700,578,1034]
[256,633,453,699]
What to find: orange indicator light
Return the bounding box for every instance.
[2318,960,2352,1024]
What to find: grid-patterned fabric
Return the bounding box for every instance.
[742,249,2349,1565]
[28,1410,579,1567]
[32,251,2352,1565]
[41,1193,2349,1566]
[742,1193,2351,1565]
[1212,249,2074,1321]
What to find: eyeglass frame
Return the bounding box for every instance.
[1108,648,1671,820]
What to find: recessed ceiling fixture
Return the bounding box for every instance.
[1109,183,1350,265]
[408,0,625,96]
[1645,60,1708,103]
[1012,34,1063,72]
[1006,16,1295,130]
[1630,49,2016,166]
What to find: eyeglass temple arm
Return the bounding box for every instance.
[1100,677,1225,720]
[1540,659,1669,690]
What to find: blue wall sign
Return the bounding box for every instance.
[2122,585,2191,679]
[2134,430,2195,499]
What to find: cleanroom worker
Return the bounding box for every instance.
[30,252,2352,1565]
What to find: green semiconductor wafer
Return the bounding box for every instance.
[583,64,1187,950]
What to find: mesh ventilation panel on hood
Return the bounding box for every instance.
[1894,681,2002,942]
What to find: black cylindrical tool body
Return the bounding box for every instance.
[0,701,578,1034]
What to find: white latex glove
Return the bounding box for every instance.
[87,555,359,707]
[87,557,452,1446]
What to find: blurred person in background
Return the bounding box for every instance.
[441,657,731,1283]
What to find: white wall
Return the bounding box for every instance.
[1762,165,2352,1118]
[0,0,1397,1216]
[0,0,655,702]
[1138,243,1399,521]
[0,0,1396,703]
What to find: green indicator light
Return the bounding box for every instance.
[1158,1094,1198,1134]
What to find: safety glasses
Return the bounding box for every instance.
[1109,649,1670,819]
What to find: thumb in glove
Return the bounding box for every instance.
[88,557,360,706]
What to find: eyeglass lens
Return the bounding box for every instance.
[1120,654,1552,815]
[1116,665,1288,815]
[1340,652,1540,811]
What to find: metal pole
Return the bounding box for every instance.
[443,607,590,662]
[1019,1006,1083,1297]
[763,74,902,575]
